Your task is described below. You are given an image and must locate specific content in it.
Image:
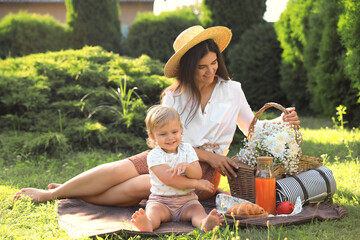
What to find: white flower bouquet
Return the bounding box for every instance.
[237,121,303,174]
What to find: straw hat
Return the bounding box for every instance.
[164,25,232,78]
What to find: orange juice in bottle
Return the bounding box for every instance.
[255,156,276,215]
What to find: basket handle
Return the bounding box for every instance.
[247,102,290,141]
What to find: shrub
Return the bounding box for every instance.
[274,0,317,112]
[228,22,288,110]
[0,11,69,59]
[0,46,169,154]
[303,0,360,126]
[201,0,266,43]
[65,0,121,53]
[338,0,360,125]
[107,55,172,105]
[339,0,360,93]
[0,131,69,158]
[23,132,70,155]
[124,8,200,62]
[305,1,355,114]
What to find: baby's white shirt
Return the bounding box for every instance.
[147,142,199,195]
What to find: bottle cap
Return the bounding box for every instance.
[257,156,273,164]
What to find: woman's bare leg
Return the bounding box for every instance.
[45,175,151,206]
[14,159,148,205]
[80,174,151,206]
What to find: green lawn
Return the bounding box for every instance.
[1,117,360,239]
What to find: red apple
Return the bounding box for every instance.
[277,201,295,215]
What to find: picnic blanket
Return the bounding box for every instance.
[57,195,348,239]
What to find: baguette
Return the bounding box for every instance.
[226,202,266,216]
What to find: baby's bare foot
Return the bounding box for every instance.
[13,188,54,203]
[48,183,61,190]
[131,208,153,232]
[201,209,224,232]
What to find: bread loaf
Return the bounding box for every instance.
[226,202,266,216]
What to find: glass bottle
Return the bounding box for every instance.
[255,156,276,215]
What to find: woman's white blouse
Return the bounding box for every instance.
[162,77,254,156]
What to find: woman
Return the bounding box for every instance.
[14,25,300,205]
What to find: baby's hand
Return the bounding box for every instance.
[166,163,189,176]
[196,180,214,192]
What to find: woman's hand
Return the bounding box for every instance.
[210,154,238,179]
[282,107,300,126]
[195,149,238,179]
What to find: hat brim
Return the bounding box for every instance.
[164,26,232,78]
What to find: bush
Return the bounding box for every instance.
[0,131,69,159]
[338,0,360,125]
[274,0,360,125]
[201,0,266,43]
[339,0,360,93]
[303,0,360,126]
[305,1,355,115]
[0,46,169,155]
[65,0,121,52]
[0,11,69,59]
[228,22,288,110]
[124,8,200,62]
[274,0,317,112]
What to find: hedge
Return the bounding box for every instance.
[124,8,200,63]
[0,46,172,157]
[228,22,288,110]
[0,11,69,59]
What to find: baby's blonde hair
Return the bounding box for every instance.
[145,105,182,148]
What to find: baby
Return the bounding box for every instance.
[131,105,224,232]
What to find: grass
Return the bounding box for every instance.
[1,116,360,239]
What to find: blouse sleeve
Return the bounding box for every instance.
[236,83,254,136]
[161,90,175,107]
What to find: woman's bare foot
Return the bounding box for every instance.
[131,208,153,232]
[201,209,224,232]
[13,188,55,203]
[48,183,61,190]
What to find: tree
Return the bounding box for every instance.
[201,0,266,43]
[228,22,288,110]
[304,0,360,125]
[0,11,69,59]
[125,8,200,63]
[66,0,121,53]
[338,0,360,104]
[274,0,317,112]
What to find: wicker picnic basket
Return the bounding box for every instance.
[228,102,323,203]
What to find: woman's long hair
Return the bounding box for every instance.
[161,39,230,126]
